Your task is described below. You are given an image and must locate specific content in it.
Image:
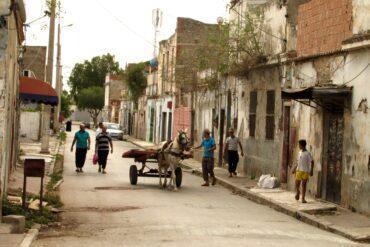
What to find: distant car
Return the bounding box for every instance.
[82,121,91,129]
[104,122,124,140]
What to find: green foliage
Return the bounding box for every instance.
[125,62,148,107]
[2,200,57,229]
[68,54,121,101]
[76,86,104,125]
[196,9,266,81]
[61,91,72,119]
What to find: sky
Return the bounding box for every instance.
[24,0,229,90]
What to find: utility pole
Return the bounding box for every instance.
[53,4,62,132]
[41,0,56,153]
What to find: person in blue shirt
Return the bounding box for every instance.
[71,123,91,173]
[193,129,217,186]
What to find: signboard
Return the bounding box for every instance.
[24,159,45,177]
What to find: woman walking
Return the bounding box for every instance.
[95,126,113,174]
[71,123,91,173]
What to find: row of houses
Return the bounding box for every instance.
[118,0,369,215]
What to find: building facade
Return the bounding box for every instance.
[0,0,26,218]
[103,74,125,123]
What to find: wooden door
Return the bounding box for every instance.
[325,113,344,204]
[281,106,290,183]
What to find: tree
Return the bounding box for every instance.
[125,62,148,108]
[68,54,121,101]
[61,90,72,119]
[76,87,104,126]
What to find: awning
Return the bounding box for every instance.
[282,86,352,112]
[19,76,58,106]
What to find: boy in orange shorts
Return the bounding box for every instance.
[293,140,314,203]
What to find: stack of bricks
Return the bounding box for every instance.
[297,0,353,57]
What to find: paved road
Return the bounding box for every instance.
[33,129,363,247]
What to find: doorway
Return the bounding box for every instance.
[218,109,225,167]
[281,106,291,183]
[168,112,172,141]
[161,112,167,141]
[149,108,155,142]
[323,111,344,204]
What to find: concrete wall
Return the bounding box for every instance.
[352,0,370,34]
[22,46,46,81]
[20,111,40,141]
[0,5,24,211]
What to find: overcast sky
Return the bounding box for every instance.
[25,0,229,89]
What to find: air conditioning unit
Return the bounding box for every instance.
[22,70,36,78]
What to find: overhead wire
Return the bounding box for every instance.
[94,0,154,48]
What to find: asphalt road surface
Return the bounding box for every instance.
[33,129,363,247]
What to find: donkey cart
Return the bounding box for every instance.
[122,149,183,187]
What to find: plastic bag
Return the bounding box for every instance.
[93,153,98,165]
[257,174,279,189]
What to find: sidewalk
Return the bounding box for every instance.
[128,137,370,243]
[2,136,62,247]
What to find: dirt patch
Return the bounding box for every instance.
[63,206,141,213]
[94,186,143,191]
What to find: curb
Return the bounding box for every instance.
[181,163,370,243]
[19,228,39,247]
[128,138,370,243]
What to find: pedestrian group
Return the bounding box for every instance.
[70,123,314,203]
[71,123,113,174]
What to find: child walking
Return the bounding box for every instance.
[293,140,314,203]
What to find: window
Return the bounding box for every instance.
[265,90,275,140]
[249,91,257,137]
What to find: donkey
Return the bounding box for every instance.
[157,129,190,190]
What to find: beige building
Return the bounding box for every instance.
[0,0,26,218]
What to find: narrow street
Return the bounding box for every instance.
[32,129,360,247]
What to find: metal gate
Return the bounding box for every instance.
[325,113,344,204]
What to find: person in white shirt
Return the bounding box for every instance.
[95,122,103,136]
[224,128,244,178]
[292,139,314,203]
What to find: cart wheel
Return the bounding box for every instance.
[175,167,182,188]
[130,165,138,185]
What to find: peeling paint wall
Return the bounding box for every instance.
[290,49,370,214]
[352,0,370,34]
[0,11,22,204]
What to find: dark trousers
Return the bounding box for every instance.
[228,151,239,173]
[202,157,215,182]
[98,150,109,169]
[75,148,88,168]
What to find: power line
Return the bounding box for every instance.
[341,63,369,86]
[94,0,154,48]
[230,7,286,42]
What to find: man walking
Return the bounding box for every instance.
[193,129,217,186]
[224,128,244,177]
[95,125,113,174]
[71,123,91,173]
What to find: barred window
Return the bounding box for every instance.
[249,91,257,137]
[266,90,275,140]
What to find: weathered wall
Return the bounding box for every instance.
[0,10,22,205]
[22,46,46,80]
[297,0,353,57]
[352,0,370,34]
[237,67,283,178]
[291,48,370,214]
[20,111,41,140]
